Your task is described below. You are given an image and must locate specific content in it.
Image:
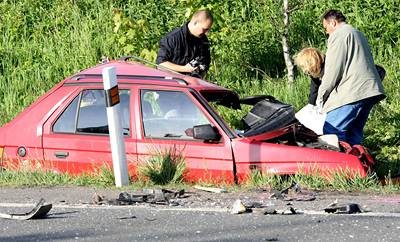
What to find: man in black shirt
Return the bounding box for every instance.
[156,9,213,78]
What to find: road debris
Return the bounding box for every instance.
[231,199,251,214]
[270,183,300,199]
[93,189,186,206]
[262,206,303,215]
[263,207,278,215]
[281,183,301,194]
[324,200,363,214]
[281,207,302,215]
[116,215,137,220]
[0,198,52,220]
[193,185,227,193]
[269,183,316,201]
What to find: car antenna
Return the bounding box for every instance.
[118,56,182,76]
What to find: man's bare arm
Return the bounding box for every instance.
[158,61,198,73]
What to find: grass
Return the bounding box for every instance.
[0,158,119,187]
[0,168,115,187]
[1,165,400,194]
[243,170,400,193]
[137,145,186,185]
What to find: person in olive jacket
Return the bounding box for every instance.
[316,9,385,146]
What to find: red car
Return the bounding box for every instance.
[0,58,373,183]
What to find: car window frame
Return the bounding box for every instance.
[52,88,131,137]
[139,87,219,142]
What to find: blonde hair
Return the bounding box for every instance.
[294,48,324,78]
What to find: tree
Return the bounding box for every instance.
[282,0,294,84]
[268,0,305,84]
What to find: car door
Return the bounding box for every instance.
[134,87,235,183]
[42,87,137,175]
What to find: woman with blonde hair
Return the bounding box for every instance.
[294,47,325,106]
[293,47,326,135]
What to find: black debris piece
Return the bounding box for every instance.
[0,198,52,220]
[289,207,297,214]
[117,215,137,220]
[93,189,187,206]
[269,183,316,201]
[263,208,278,215]
[324,203,363,214]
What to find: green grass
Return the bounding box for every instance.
[2,167,400,194]
[243,170,400,193]
[0,168,115,187]
[138,145,186,185]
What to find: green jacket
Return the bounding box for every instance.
[317,23,385,113]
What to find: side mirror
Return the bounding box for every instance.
[192,124,221,142]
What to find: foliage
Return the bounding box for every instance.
[138,146,186,185]
[0,0,399,177]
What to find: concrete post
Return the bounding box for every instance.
[102,66,129,187]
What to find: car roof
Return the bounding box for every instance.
[63,60,227,91]
[61,60,241,109]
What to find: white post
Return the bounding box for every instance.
[102,66,129,187]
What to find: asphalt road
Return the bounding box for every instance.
[1,205,400,242]
[0,187,400,241]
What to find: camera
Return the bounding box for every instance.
[189,57,207,73]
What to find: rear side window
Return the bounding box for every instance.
[53,89,130,136]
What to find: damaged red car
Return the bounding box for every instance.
[0,58,374,183]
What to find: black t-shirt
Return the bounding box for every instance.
[308,64,324,105]
[309,77,321,105]
[156,23,211,72]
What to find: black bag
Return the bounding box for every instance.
[241,95,295,137]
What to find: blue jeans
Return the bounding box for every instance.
[323,97,378,146]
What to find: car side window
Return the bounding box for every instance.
[141,89,210,139]
[53,89,130,136]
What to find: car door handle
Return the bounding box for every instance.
[54,151,69,158]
